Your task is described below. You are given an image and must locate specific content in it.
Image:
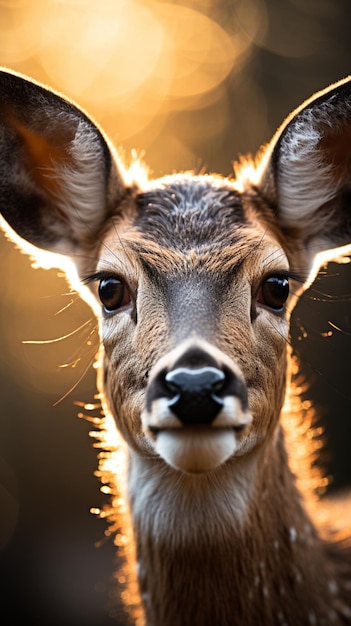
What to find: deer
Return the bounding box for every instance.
[0,68,351,626]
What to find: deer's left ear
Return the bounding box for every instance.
[258,77,351,270]
[0,69,128,265]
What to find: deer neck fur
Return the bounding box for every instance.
[128,425,351,626]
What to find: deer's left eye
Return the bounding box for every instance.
[257,276,289,312]
[99,277,131,312]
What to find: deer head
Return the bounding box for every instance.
[0,70,350,479]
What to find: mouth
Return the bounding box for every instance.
[142,395,252,474]
[151,425,247,474]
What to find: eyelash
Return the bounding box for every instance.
[82,271,118,285]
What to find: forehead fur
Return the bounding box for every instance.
[134,175,245,247]
[112,174,284,277]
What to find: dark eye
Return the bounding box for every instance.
[257,276,289,312]
[98,277,131,312]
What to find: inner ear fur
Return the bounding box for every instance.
[258,76,351,263]
[0,69,127,259]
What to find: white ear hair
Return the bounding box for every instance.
[52,119,110,251]
[277,108,337,227]
[0,69,128,266]
[258,77,351,267]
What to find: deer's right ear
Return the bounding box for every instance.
[0,69,127,265]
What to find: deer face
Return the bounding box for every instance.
[87,177,291,473]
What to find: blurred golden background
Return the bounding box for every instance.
[0,1,351,624]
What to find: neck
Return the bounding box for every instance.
[127,428,351,626]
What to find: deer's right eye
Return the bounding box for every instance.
[98,277,131,312]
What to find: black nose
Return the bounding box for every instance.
[164,366,225,424]
[145,345,248,426]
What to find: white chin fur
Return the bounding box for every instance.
[155,428,237,474]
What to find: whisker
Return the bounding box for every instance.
[22,318,96,344]
[286,315,351,401]
[306,290,351,303]
[53,352,98,407]
[69,328,99,359]
[54,297,77,316]
[57,326,100,367]
[327,320,351,336]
